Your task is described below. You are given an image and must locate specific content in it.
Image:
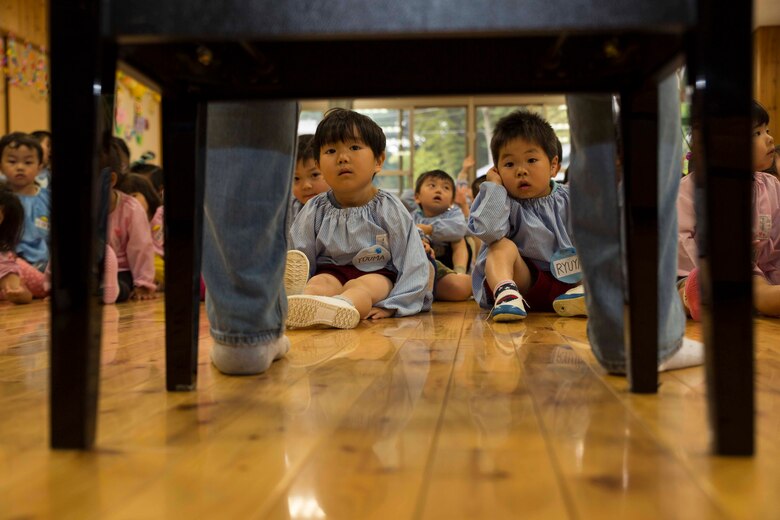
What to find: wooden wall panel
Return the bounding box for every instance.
[754,26,780,132]
[0,0,48,47]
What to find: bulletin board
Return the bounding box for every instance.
[1,34,50,134]
[114,69,162,165]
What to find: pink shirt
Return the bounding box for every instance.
[150,205,164,257]
[678,171,780,283]
[108,190,156,289]
[0,250,21,280]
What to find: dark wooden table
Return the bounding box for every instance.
[48,0,754,454]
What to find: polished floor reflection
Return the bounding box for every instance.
[0,299,777,518]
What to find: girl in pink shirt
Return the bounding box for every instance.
[679,100,779,318]
[118,173,164,288]
[107,159,157,302]
[0,184,32,304]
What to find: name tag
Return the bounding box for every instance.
[757,215,771,240]
[35,216,50,231]
[353,245,391,272]
[550,247,582,283]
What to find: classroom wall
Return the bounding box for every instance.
[114,69,163,165]
[754,26,780,129]
[1,0,49,133]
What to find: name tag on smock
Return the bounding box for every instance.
[353,245,391,272]
[550,247,582,283]
[35,216,50,231]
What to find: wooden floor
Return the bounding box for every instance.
[1,299,778,519]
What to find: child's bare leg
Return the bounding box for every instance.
[451,238,469,273]
[304,273,343,297]
[754,275,780,316]
[341,273,394,318]
[0,273,33,304]
[435,273,472,301]
[485,238,532,293]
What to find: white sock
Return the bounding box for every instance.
[210,335,290,375]
[658,337,704,372]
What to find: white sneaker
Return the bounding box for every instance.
[286,295,361,329]
[284,250,310,296]
[553,285,587,317]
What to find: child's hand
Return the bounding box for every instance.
[421,238,435,258]
[365,307,396,320]
[486,166,503,187]
[455,184,471,208]
[416,223,434,236]
[132,286,157,300]
[461,155,475,171]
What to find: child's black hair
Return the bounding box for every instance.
[0,132,44,164]
[296,134,316,163]
[471,175,487,199]
[130,163,164,195]
[490,110,559,165]
[117,173,162,220]
[100,132,126,184]
[753,100,770,127]
[312,108,386,162]
[112,136,131,164]
[0,183,24,252]
[31,130,52,142]
[415,169,456,201]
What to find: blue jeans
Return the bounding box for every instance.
[567,74,684,373]
[202,101,298,346]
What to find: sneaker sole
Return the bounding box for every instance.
[284,250,310,296]
[490,304,527,322]
[553,294,587,317]
[286,296,360,329]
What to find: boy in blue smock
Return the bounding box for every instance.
[288,108,432,329]
[468,110,585,321]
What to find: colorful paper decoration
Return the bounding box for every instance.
[1,34,49,98]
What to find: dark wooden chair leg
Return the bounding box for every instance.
[49,0,113,449]
[693,0,754,455]
[162,99,206,391]
[620,82,659,393]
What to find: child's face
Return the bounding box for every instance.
[496,138,558,199]
[753,123,775,171]
[318,137,385,202]
[293,158,329,205]
[414,177,454,216]
[1,145,42,192]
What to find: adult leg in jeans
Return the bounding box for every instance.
[567,74,692,374]
[203,101,298,375]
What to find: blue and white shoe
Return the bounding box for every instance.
[489,295,527,322]
[552,285,587,317]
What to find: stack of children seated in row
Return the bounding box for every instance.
[0,131,165,305]
[3,101,777,329]
[285,103,779,330]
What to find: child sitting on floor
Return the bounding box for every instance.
[0,183,32,304]
[468,110,584,321]
[287,108,432,329]
[679,100,780,318]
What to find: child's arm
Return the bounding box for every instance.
[375,199,433,317]
[426,207,468,243]
[123,200,158,297]
[677,174,698,276]
[468,181,511,245]
[451,238,469,273]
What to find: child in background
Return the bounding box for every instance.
[291,134,330,221]
[412,169,471,273]
[0,133,49,298]
[679,100,780,318]
[469,110,581,321]
[0,184,33,304]
[117,173,165,288]
[130,163,165,201]
[288,108,432,329]
[31,130,52,189]
[105,140,157,302]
